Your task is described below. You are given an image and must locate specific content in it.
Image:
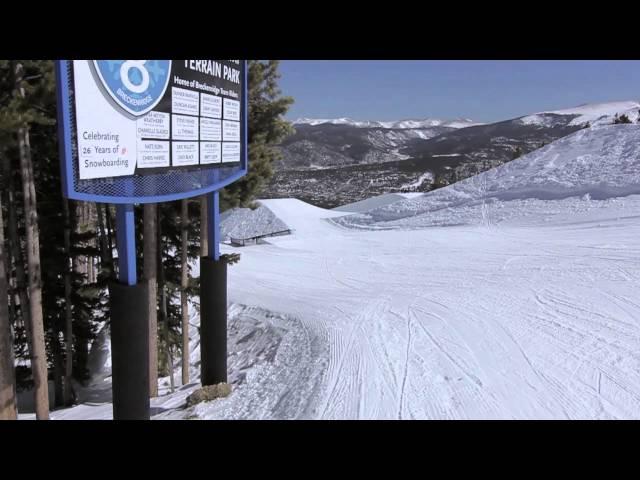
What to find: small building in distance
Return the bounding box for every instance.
[220,203,292,247]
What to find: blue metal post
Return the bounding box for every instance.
[207,191,220,260]
[111,202,149,419]
[200,189,227,385]
[115,204,137,285]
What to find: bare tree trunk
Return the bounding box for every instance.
[62,200,74,406]
[17,127,49,419]
[80,203,88,280]
[6,271,17,346]
[71,202,89,380]
[52,340,63,408]
[200,196,208,257]
[96,203,110,279]
[104,205,113,260]
[144,204,158,397]
[163,293,174,394]
[180,199,190,386]
[15,62,49,420]
[2,153,31,357]
[156,209,173,393]
[0,192,18,420]
[89,204,96,284]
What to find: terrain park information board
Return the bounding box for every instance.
[56,60,247,204]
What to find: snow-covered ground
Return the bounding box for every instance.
[218,125,640,419]
[31,123,640,420]
[19,301,323,420]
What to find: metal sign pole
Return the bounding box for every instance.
[208,191,221,261]
[115,204,137,285]
[109,204,150,420]
[200,190,228,385]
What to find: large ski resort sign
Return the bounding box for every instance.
[56,60,247,204]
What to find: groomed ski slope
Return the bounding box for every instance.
[216,125,640,419]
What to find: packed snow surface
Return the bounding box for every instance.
[333,194,408,213]
[34,123,640,420]
[220,203,290,241]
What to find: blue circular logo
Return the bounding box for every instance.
[93,60,172,116]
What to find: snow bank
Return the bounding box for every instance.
[333,193,407,213]
[221,203,291,241]
[256,198,348,237]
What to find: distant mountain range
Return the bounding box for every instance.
[263,101,640,209]
[292,117,482,129]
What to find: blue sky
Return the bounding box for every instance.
[278,61,640,123]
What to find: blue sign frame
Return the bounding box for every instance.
[55,60,248,205]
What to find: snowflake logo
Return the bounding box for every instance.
[93,60,172,116]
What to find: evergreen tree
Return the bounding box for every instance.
[613,113,632,124]
[220,61,294,211]
[512,146,523,160]
[155,201,200,381]
[432,174,449,189]
[7,60,53,419]
[0,60,108,412]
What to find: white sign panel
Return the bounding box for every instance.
[74,61,137,180]
[223,98,240,121]
[222,142,240,163]
[172,114,199,141]
[223,120,240,142]
[200,118,222,141]
[201,93,222,118]
[172,87,200,116]
[172,142,199,166]
[200,142,222,164]
[137,111,170,140]
[138,141,170,168]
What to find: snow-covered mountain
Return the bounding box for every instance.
[268,101,640,209]
[334,123,640,229]
[293,101,640,131]
[519,101,640,127]
[292,117,481,129]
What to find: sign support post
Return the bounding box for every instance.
[115,204,137,285]
[208,191,221,262]
[200,190,228,385]
[109,204,150,420]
